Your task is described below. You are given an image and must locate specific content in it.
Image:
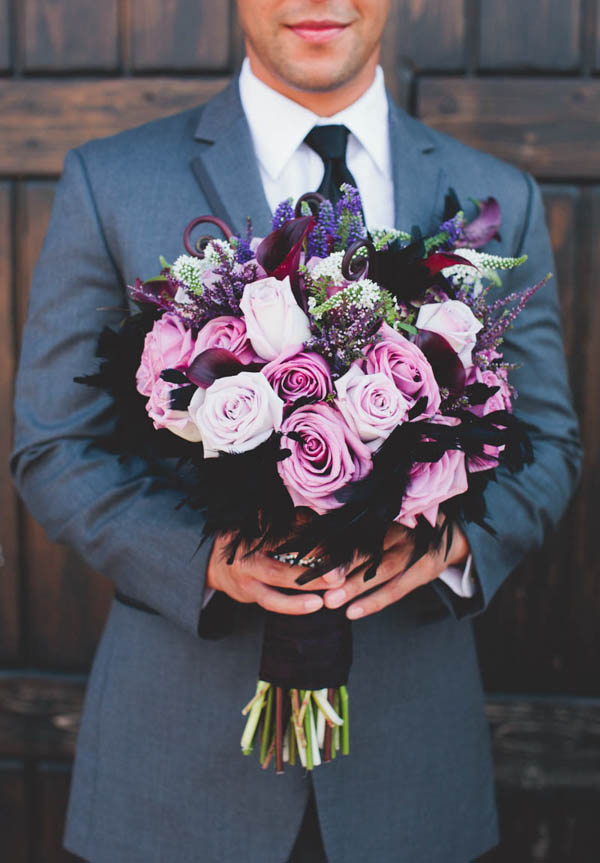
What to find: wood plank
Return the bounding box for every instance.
[418,78,600,179]
[0,674,85,759]
[36,762,85,861]
[0,0,10,71]
[130,0,231,71]
[480,0,581,71]
[475,188,583,694]
[23,0,118,71]
[15,182,113,668]
[381,0,466,72]
[0,77,230,176]
[0,761,28,863]
[0,183,20,662]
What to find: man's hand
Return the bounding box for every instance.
[323,522,470,620]
[207,534,346,615]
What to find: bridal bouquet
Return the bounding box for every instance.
[76,185,546,772]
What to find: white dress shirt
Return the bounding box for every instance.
[202,58,475,607]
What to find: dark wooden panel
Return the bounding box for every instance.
[36,763,85,862]
[130,0,231,71]
[15,182,113,668]
[0,761,28,863]
[23,0,118,71]
[382,0,466,72]
[0,77,230,175]
[0,183,20,663]
[0,675,84,759]
[480,0,581,71]
[418,78,600,179]
[0,0,10,71]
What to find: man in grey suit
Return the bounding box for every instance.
[10,1,581,861]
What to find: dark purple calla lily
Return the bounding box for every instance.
[256,215,315,281]
[186,348,244,389]
[456,197,502,248]
[415,330,466,396]
[422,252,477,275]
[129,276,176,310]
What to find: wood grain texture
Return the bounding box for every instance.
[480,0,581,71]
[0,78,230,176]
[0,762,28,863]
[382,0,466,72]
[418,78,600,179]
[23,0,118,71]
[14,182,113,668]
[130,0,231,70]
[0,184,20,663]
[36,763,85,861]
[0,0,10,71]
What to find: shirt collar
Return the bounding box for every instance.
[238,57,390,182]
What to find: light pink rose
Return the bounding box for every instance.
[415,300,483,368]
[188,371,283,458]
[363,322,441,419]
[136,313,195,397]
[334,363,409,452]
[465,365,513,472]
[193,315,260,364]
[262,348,332,406]
[278,403,372,514]
[240,276,311,361]
[395,448,468,529]
[145,378,202,441]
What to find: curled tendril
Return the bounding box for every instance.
[183,215,234,258]
[342,239,375,281]
[294,192,326,218]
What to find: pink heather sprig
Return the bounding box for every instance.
[475,275,550,353]
[306,300,385,376]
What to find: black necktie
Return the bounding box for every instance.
[304,124,359,207]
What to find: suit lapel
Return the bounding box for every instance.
[191,78,273,238]
[387,93,446,235]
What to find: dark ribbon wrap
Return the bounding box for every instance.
[259,605,353,691]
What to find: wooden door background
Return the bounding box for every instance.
[1,1,599,860]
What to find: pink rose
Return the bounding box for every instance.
[193,315,260,364]
[136,313,195,397]
[263,348,332,406]
[278,403,372,514]
[363,322,440,419]
[188,371,283,458]
[395,448,468,529]
[239,276,311,361]
[334,363,410,452]
[465,366,513,472]
[145,378,202,441]
[415,300,483,368]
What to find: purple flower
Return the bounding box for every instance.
[395,448,468,529]
[363,323,441,419]
[194,315,260,365]
[334,363,410,452]
[262,349,332,406]
[278,402,372,514]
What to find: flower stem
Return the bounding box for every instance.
[304,695,314,771]
[259,686,274,766]
[340,685,350,755]
[275,686,284,774]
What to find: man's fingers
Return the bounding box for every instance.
[240,553,345,591]
[345,555,440,620]
[249,580,324,615]
[322,545,411,609]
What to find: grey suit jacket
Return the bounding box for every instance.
[10,77,582,863]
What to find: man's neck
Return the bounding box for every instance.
[245,50,379,116]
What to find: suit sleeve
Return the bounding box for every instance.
[10,146,230,640]
[432,171,583,619]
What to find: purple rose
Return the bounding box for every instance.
[239,275,311,361]
[136,313,195,397]
[278,403,372,514]
[465,365,513,472]
[262,348,333,406]
[188,371,283,458]
[145,378,202,442]
[363,323,440,419]
[334,363,410,452]
[395,448,468,529]
[194,315,260,365]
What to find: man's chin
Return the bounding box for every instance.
[274,58,361,94]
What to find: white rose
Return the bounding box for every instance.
[239,276,311,361]
[415,300,483,368]
[188,371,284,458]
[334,363,410,453]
